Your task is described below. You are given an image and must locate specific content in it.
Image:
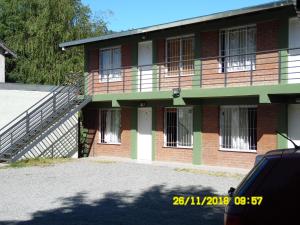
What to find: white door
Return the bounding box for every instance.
[138,41,153,92]
[288,104,300,148]
[288,17,300,84]
[137,108,152,161]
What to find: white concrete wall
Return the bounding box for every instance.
[0,89,48,129]
[0,53,5,83]
[0,85,78,158]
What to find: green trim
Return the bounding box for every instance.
[277,104,288,149]
[193,60,202,88]
[92,83,300,103]
[181,83,300,101]
[130,107,138,159]
[173,97,186,106]
[279,50,289,84]
[112,100,120,107]
[193,105,202,165]
[131,43,138,92]
[152,107,156,161]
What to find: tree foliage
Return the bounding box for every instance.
[0,0,108,84]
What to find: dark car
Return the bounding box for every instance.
[224,147,300,225]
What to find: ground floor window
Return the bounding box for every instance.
[220,105,257,151]
[99,109,121,144]
[164,107,193,148]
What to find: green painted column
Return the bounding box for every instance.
[131,107,138,159]
[278,17,289,84]
[152,107,157,160]
[277,104,288,149]
[193,33,202,89]
[193,105,202,165]
[131,43,138,92]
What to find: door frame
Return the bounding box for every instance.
[137,107,152,161]
[138,41,153,92]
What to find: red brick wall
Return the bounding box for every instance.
[87,44,132,94]
[155,107,193,163]
[202,104,279,168]
[84,107,132,158]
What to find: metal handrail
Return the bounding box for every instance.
[84,46,300,94]
[0,76,87,157]
[0,85,62,134]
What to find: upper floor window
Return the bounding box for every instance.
[99,46,121,82]
[220,25,256,72]
[166,35,194,76]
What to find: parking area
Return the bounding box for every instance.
[0,158,245,225]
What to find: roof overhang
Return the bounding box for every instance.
[59,0,296,49]
[0,42,17,58]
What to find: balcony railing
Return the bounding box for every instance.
[85,47,300,95]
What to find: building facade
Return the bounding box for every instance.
[60,1,300,168]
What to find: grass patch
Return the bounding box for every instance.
[174,168,244,179]
[1,158,73,169]
[93,160,117,164]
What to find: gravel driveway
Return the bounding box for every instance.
[0,158,243,225]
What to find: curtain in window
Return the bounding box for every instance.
[239,108,249,150]
[182,37,194,71]
[100,50,111,79]
[177,108,193,147]
[112,48,121,80]
[220,106,253,150]
[101,110,121,143]
[100,47,121,81]
[230,107,240,149]
[223,26,256,72]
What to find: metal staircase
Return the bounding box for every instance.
[0,78,92,162]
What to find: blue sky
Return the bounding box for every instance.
[82,0,279,32]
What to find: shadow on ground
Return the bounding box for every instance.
[0,185,224,225]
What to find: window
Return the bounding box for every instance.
[99,109,121,144]
[99,46,121,82]
[220,26,256,72]
[166,36,194,76]
[164,107,193,148]
[220,106,257,151]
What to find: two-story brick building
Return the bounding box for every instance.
[60,0,300,168]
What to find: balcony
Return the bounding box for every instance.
[84,47,300,99]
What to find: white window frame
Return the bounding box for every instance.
[164,107,193,148]
[165,34,195,77]
[219,25,256,73]
[99,108,121,144]
[219,105,257,152]
[99,46,122,82]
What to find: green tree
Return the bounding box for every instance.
[0,0,108,84]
